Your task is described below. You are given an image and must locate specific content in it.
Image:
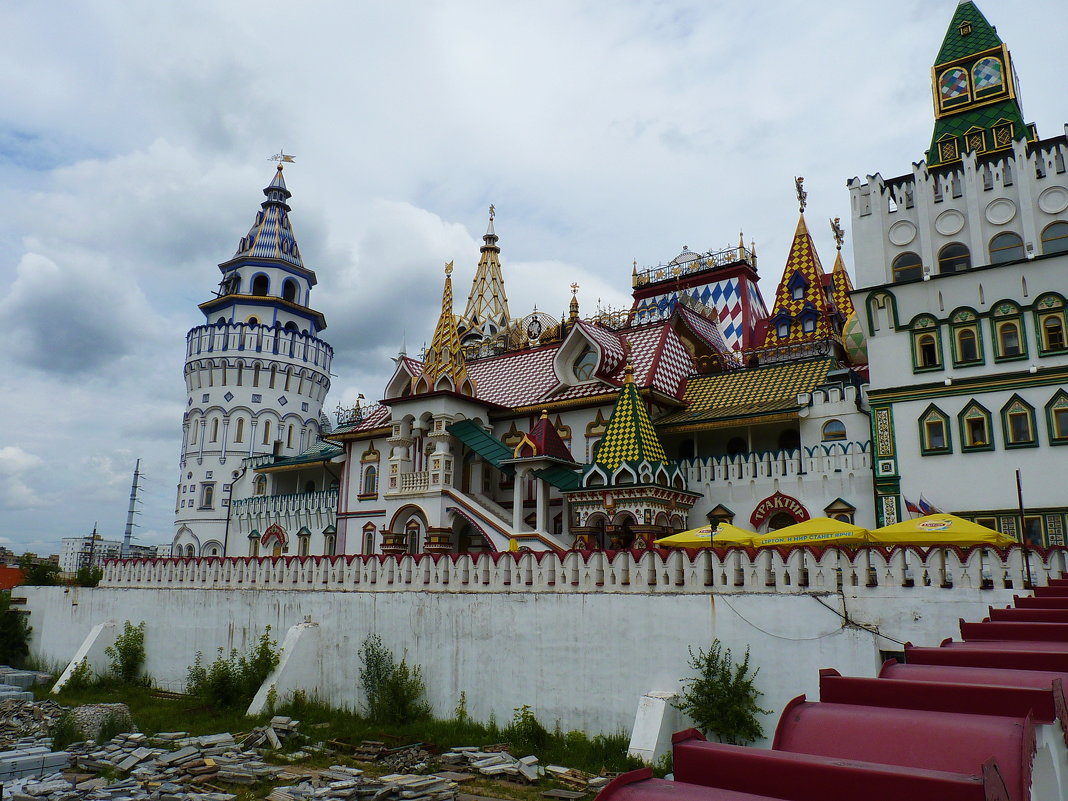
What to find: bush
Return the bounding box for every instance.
[0,591,32,666]
[75,565,103,587]
[186,626,279,708]
[65,658,96,691]
[358,634,430,724]
[505,704,549,751]
[105,620,146,684]
[672,639,771,745]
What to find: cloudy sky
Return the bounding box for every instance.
[1,1,1064,555]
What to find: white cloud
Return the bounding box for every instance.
[0,0,1064,550]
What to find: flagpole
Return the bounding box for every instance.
[1016,469,1033,589]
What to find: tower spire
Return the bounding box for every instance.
[415,262,475,396]
[927,2,1034,166]
[232,164,304,268]
[458,205,511,344]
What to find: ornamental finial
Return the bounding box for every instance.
[830,216,845,251]
[570,282,579,296]
[489,204,495,222]
[269,149,295,165]
[445,260,453,276]
[795,176,807,213]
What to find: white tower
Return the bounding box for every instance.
[172,165,333,557]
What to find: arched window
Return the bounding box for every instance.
[282,279,298,303]
[185,544,195,558]
[1046,392,1068,444]
[801,314,816,334]
[286,425,294,448]
[210,419,219,442]
[1041,222,1068,255]
[284,321,299,333]
[1042,315,1066,351]
[269,365,277,389]
[938,67,969,107]
[821,420,847,441]
[298,535,310,557]
[891,252,923,282]
[262,419,272,445]
[253,364,261,387]
[234,417,245,443]
[938,243,971,274]
[995,320,1022,358]
[405,520,421,554]
[254,474,267,495]
[972,57,1003,93]
[324,534,336,556]
[363,525,376,555]
[572,345,597,381]
[917,333,940,367]
[989,232,1024,264]
[955,327,979,363]
[776,319,790,338]
[189,421,198,445]
[251,275,269,296]
[362,466,378,496]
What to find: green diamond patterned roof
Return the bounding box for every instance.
[935,3,1002,66]
[594,372,669,471]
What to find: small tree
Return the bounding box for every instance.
[672,639,771,745]
[74,565,103,587]
[0,591,31,666]
[104,620,146,684]
[358,633,395,720]
[20,559,59,586]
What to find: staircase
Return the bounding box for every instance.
[601,573,1068,801]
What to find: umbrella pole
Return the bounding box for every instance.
[1016,469,1033,589]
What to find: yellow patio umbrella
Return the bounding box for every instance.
[753,517,870,548]
[654,522,758,548]
[868,514,1017,547]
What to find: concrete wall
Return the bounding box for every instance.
[20,545,1066,744]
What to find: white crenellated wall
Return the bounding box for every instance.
[18,547,1064,744]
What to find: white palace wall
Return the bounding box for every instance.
[19,546,1067,743]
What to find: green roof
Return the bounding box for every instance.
[258,438,343,469]
[534,465,581,491]
[594,373,669,471]
[447,419,515,474]
[935,2,1001,66]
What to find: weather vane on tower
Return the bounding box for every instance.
[794,176,807,213]
[269,149,296,164]
[489,204,495,222]
[830,217,845,251]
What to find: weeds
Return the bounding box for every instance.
[65,658,96,691]
[358,634,430,724]
[105,620,147,685]
[186,626,279,708]
[50,710,84,750]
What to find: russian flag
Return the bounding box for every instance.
[904,498,923,516]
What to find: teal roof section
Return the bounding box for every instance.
[447,419,515,474]
[935,2,1001,66]
[534,465,581,491]
[257,438,342,469]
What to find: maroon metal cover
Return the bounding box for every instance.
[772,701,1034,801]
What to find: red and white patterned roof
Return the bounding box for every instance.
[399,319,697,410]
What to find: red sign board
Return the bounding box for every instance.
[750,491,810,528]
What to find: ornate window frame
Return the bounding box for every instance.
[910,315,943,372]
[958,400,995,452]
[949,308,984,367]
[938,242,972,274]
[919,404,952,456]
[1000,395,1037,449]
[1034,294,1068,355]
[990,301,1026,362]
[1045,390,1068,446]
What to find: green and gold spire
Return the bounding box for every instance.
[414,262,475,396]
[927,2,1035,167]
[593,365,668,471]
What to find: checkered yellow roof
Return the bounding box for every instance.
[656,358,834,428]
[830,250,856,320]
[761,214,835,347]
[594,368,668,471]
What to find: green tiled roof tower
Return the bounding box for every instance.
[593,365,668,471]
[927,1,1036,167]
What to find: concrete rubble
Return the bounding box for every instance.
[0,700,67,748]
[267,766,458,801]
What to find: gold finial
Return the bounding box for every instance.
[445,260,453,276]
[830,217,845,251]
[624,362,634,383]
[794,176,807,213]
[570,282,579,296]
[569,283,580,322]
[540,409,549,420]
[269,149,295,165]
[489,204,495,221]
[632,259,637,274]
